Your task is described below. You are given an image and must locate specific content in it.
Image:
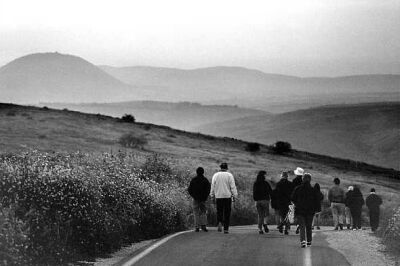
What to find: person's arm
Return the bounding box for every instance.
[206,178,211,196]
[328,188,333,203]
[230,174,238,199]
[210,174,216,199]
[188,179,194,198]
[378,196,383,206]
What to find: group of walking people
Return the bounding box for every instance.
[188,163,383,248]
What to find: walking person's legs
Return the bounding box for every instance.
[216,198,224,231]
[306,214,313,246]
[370,210,379,231]
[256,201,265,234]
[337,203,345,230]
[198,201,208,231]
[331,203,339,229]
[345,207,352,229]
[312,212,321,229]
[297,215,306,247]
[193,200,201,231]
[222,198,232,233]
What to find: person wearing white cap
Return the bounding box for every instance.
[292,167,304,234]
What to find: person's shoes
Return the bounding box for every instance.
[316,226,320,230]
[334,226,338,230]
[284,230,289,235]
[339,224,343,230]
[311,226,314,230]
[217,223,222,232]
[352,228,356,231]
[307,241,312,247]
[259,230,264,234]
[347,224,351,230]
[296,226,300,234]
[201,226,208,232]
[301,241,306,248]
[195,228,200,232]
[278,226,283,233]
[263,224,269,233]
[224,230,229,234]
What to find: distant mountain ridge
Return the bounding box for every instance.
[1,52,398,108]
[100,65,400,104]
[0,52,146,103]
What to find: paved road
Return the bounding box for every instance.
[118,226,350,266]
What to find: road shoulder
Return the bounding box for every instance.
[321,227,397,266]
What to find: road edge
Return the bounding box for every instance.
[119,230,193,266]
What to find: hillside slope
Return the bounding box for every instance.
[196,102,400,170]
[0,53,145,103]
[42,101,269,131]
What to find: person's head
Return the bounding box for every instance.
[196,167,204,176]
[281,171,288,179]
[348,186,354,191]
[371,188,376,193]
[294,167,304,176]
[220,162,228,171]
[333,177,340,185]
[303,173,311,183]
[256,170,266,182]
[314,183,320,191]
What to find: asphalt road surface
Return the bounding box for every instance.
[118,226,350,266]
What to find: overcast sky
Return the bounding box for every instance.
[0,0,399,76]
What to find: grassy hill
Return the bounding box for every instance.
[1,102,399,264]
[42,101,268,131]
[195,102,400,170]
[1,102,398,187]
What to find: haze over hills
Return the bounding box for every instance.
[0,52,398,112]
[101,65,400,112]
[0,53,146,103]
[195,102,400,170]
[44,101,268,131]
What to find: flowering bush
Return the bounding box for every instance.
[0,151,189,265]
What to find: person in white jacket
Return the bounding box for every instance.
[211,162,238,234]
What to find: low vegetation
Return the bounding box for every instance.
[118,133,147,149]
[0,151,189,265]
[272,141,292,154]
[245,142,260,152]
[120,114,135,123]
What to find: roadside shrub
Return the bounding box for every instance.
[120,114,135,123]
[245,142,260,152]
[272,141,292,154]
[0,151,189,264]
[118,133,147,149]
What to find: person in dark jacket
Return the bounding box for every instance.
[345,185,364,230]
[291,173,318,248]
[366,188,383,232]
[312,183,324,230]
[275,171,294,235]
[188,167,211,232]
[253,170,273,234]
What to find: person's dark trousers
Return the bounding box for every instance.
[351,208,362,229]
[278,208,290,231]
[297,214,314,243]
[369,210,380,231]
[216,198,232,231]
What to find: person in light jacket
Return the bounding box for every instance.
[210,163,238,234]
